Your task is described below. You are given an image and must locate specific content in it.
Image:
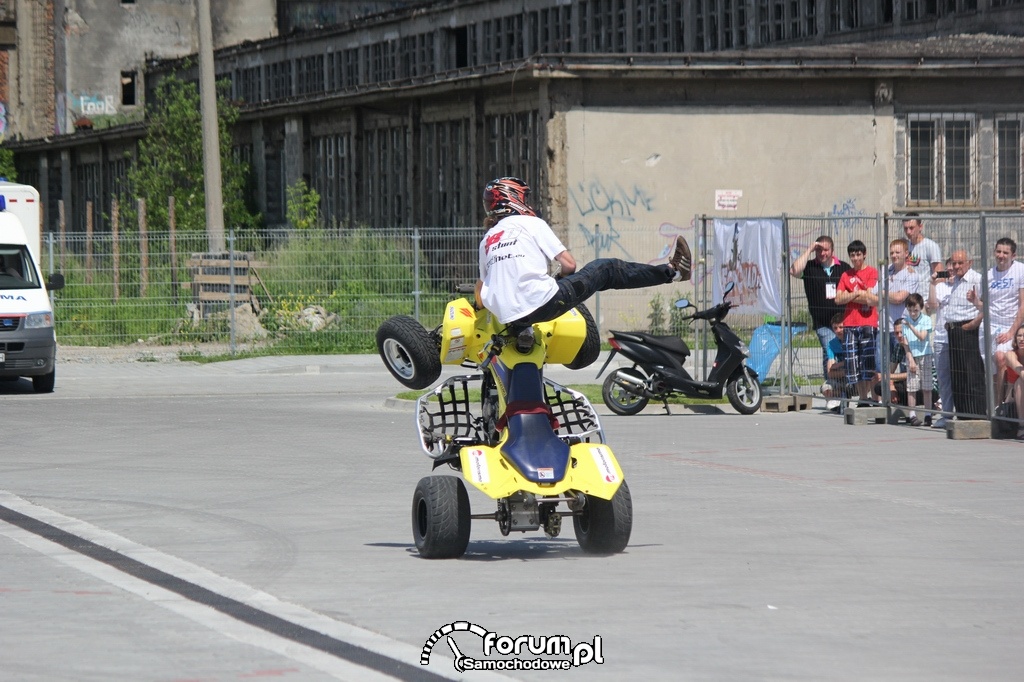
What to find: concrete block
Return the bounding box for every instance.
[844,406,888,425]
[947,419,992,440]
[761,395,795,413]
[793,395,813,411]
[990,417,1018,439]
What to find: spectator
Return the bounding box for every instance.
[1001,327,1024,440]
[903,293,934,426]
[883,238,920,378]
[835,240,880,407]
[789,235,851,382]
[939,250,985,419]
[902,212,943,280]
[927,258,956,428]
[820,312,848,413]
[978,238,1024,410]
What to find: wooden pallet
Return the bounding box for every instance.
[183,254,271,318]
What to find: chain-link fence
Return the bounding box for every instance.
[43,213,1024,430]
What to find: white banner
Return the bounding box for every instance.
[712,219,784,316]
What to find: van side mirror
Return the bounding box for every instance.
[46,273,65,291]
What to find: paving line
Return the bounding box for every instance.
[0,491,510,682]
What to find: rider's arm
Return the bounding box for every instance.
[554,250,576,276]
[474,279,484,309]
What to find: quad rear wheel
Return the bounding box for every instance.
[412,476,471,559]
[573,480,632,554]
[376,315,442,389]
[564,303,601,370]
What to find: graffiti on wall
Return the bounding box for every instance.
[789,196,869,262]
[570,179,656,260]
[569,176,706,283]
[75,94,117,117]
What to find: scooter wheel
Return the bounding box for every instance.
[376,315,442,389]
[574,480,632,554]
[602,369,650,416]
[727,367,763,415]
[412,476,471,559]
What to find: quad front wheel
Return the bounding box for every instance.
[376,315,442,389]
[602,368,650,416]
[574,480,632,554]
[727,367,762,414]
[412,476,471,559]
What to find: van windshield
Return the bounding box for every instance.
[0,246,41,289]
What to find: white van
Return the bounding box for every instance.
[0,182,65,393]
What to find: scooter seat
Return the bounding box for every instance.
[611,330,690,357]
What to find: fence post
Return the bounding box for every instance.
[111,198,120,301]
[878,212,890,409]
[85,201,93,284]
[229,229,237,355]
[169,196,178,304]
[412,226,421,322]
[979,213,994,419]
[138,198,149,297]
[781,213,792,394]
[593,222,601,333]
[47,232,55,309]
[58,200,66,273]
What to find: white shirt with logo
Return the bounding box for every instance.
[479,214,566,323]
[886,264,921,331]
[986,260,1024,326]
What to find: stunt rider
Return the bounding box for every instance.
[474,176,692,327]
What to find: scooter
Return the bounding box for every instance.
[377,289,632,559]
[596,281,762,415]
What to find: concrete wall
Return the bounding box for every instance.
[560,106,897,331]
[60,0,275,134]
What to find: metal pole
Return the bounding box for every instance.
[197,0,226,253]
[47,232,55,308]
[412,227,421,322]
[781,214,792,394]
[979,213,993,419]
[879,213,890,409]
[228,230,236,354]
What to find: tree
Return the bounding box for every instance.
[125,72,259,236]
[0,147,17,181]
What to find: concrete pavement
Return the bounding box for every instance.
[1,352,1022,680]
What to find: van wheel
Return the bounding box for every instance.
[33,370,55,393]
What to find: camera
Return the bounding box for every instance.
[935,270,950,279]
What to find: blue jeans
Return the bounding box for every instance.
[815,326,835,378]
[515,258,674,326]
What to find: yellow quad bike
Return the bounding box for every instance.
[376,290,631,559]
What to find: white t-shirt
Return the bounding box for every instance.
[931,279,953,345]
[986,260,1024,325]
[886,264,921,331]
[479,214,566,323]
[908,237,942,278]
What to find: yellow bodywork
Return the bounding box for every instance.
[439,298,586,366]
[458,440,624,501]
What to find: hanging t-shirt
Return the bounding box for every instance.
[479,214,566,323]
